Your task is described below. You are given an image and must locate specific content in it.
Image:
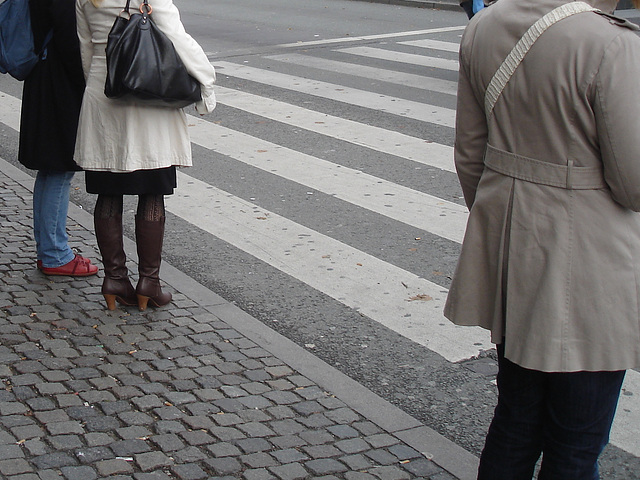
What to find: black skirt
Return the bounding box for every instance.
[85,167,177,195]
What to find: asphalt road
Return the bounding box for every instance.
[0,0,638,477]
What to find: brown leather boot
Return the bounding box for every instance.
[94,214,137,310]
[135,215,172,311]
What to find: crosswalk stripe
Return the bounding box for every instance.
[186,113,468,244]
[265,53,458,96]
[275,26,467,48]
[214,61,456,128]
[337,46,459,71]
[167,170,492,362]
[216,86,456,173]
[399,39,461,53]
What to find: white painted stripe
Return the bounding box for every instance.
[214,61,456,128]
[338,46,459,71]
[216,86,456,173]
[186,114,467,244]
[275,26,467,48]
[167,171,492,362]
[399,39,461,53]
[266,53,458,96]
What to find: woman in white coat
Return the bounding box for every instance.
[75,0,216,310]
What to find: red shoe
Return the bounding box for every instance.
[41,254,98,277]
[38,255,93,271]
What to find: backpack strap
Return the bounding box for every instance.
[484,1,597,120]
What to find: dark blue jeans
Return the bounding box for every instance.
[478,344,625,480]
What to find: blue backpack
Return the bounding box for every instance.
[0,0,52,81]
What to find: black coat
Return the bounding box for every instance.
[18,0,85,171]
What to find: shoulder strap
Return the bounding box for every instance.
[484,1,597,120]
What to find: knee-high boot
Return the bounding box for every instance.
[135,215,172,310]
[94,214,137,310]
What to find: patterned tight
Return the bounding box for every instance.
[94,194,165,221]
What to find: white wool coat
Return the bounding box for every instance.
[74,0,216,172]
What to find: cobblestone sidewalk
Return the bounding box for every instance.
[0,161,476,480]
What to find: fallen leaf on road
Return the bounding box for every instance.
[408,294,433,302]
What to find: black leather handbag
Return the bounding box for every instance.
[104,0,201,108]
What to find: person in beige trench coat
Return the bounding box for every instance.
[443,0,640,477]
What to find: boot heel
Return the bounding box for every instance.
[103,294,117,311]
[137,294,150,311]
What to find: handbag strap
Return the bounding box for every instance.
[484,1,597,120]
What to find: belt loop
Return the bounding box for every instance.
[566,159,574,189]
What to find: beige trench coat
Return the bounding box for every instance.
[444,0,640,372]
[74,0,216,172]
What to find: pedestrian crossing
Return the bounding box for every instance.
[1,27,638,459]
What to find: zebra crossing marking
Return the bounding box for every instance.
[399,39,461,53]
[275,26,467,49]
[185,113,468,243]
[215,61,456,127]
[265,53,458,96]
[166,170,492,363]
[216,86,456,172]
[337,46,459,71]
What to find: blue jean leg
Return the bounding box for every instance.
[33,171,76,268]
[478,344,625,480]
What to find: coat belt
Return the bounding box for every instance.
[483,144,607,190]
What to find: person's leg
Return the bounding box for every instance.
[477,344,545,480]
[134,194,171,310]
[32,171,46,264]
[538,369,626,480]
[35,171,75,268]
[94,194,136,309]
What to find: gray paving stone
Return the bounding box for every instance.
[305,458,349,475]
[134,451,174,472]
[269,461,310,480]
[242,468,277,480]
[270,435,307,450]
[0,444,25,460]
[340,453,373,470]
[96,458,134,476]
[203,457,243,475]
[241,451,278,468]
[206,442,242,458]
[387,444,422,461]
[31,452,78,469]
[48,434,83,450]
[335,438,370,454]
[60,465,98,480]
[368,465,411,479]
[170,463,208,480]
[401,458,442,477]
[271,448,309,464]
[236,437,272,454]
[75,446,114,464]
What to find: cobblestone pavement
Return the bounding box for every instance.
[0,161,476,480]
